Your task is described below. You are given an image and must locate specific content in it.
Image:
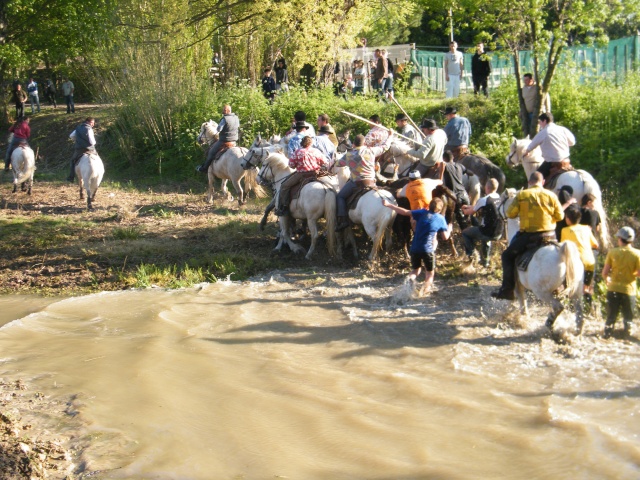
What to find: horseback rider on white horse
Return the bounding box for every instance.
[492,172,564,300]
[335,131,394,232]
[274,135,326,216]
[523,112,575,182]
[405,118,447,179]
[394,113,421,144]
[196,104,239,173]
[4,116,30,171]
[68,117,97,182]
[442,107,471,162]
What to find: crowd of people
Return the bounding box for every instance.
[4,61,639,340]
[9,77,75,118]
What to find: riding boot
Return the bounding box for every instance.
[336,216,349,232]
[67,159,75,182]
[481,242,492,268]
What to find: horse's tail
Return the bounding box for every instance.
[13,148,35,184]
[244,167,266,199]
[580,171,610,250]
[84,155,105,196]
[324,189,337,256]
[560,241,583,299]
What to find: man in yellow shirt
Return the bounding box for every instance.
[492,172,564,300]
[560,207,598,305]
[602,227,640,339]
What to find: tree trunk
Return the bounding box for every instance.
[513,52,530,137]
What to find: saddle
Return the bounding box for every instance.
[545,160,573,191]
[211,142,237,162]
[347,182,376,210]
[289,173,320,203]
[516,236,558,272]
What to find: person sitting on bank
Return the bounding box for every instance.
[275,136,326,216]
[491,172,564,300]
[196,104,239,173]
[335,131,393,231]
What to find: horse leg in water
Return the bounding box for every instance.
[516,282,528,316]
[276,215,305,255]
[545,298,565,330]
[341,228,359,259]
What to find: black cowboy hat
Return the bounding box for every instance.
[295,120,308,130]
[442,106,457,115]
[395,113,408,121]
[318,125,332,134]
[420,119,437,129]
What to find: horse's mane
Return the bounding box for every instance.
[264,152,289,168]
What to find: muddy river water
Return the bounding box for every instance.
[0,273,639,478]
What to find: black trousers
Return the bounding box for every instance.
[605,291,635,332]
[500,231,550,291]
[473,76,489,96]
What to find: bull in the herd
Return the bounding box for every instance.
[76,153,104,210]
[506,137,609,249]
[197,121,265,205]
[499,188,585,334]
[10,143,36,196]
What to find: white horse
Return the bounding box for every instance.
[387,141,482,205]
[506,137,609,248]
[499,188,585,334]
[76,153,104,210]
[241,135,284,170]
[197,122,265,205]
[257,153,337,259]
[10,143,36,195]
[330,161,397,262]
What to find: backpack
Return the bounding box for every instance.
[479,195,504,238]
[387,58,394,75]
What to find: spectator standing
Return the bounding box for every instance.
[522,73,551,130]
[274,56,289,93]
[12,84,27,119]
[44,79,57,108]
[27,78,40,113]
[444,41,464,98]
[61,77,75,114]
[353,60,365,95]
[471,43,491,96]
[602,227,640,339]
[261,67,277,103]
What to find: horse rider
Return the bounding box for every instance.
[394,113,421,144]
[442,150,470,229]
[196,104,239,173]
[491,172,564,300]
[364,114,391,147]
[68,117,97,182]
[313,125,336,166]
[442,107,472,161]
[275,136,326,216]
[4,116,31,171]
[335,130,394,231]
[317,113,338,147]
[287,121,311,157]
[406,118,447,179]
[283,111,316,145]
[523,112,575,182]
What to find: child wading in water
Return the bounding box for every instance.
[382,197,452,295]
[602,227,640,339]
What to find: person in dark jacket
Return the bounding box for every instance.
[471,43,492,97]
[442,150,470,229]
[12,84,28,118]
[196,105,240,173]
[68,118,97,182]
[261,67,277,103]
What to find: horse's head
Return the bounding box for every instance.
[241,143,283,170]
[506,136,533,168]
[197,120,219,146]
[256,153,288,186]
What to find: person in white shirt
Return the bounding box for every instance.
[444,41,464,98]
[524,112,576,180]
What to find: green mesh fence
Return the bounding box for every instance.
[409,35,640,92]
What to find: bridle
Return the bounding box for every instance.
[242,146,267,170]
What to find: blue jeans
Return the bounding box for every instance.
[337,180,358,217]
[29,94,40,113]
[65,95,75,113]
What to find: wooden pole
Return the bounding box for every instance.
[389,96,426,138]
[340,110,422,145]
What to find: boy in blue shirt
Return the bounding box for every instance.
[382,197,452,295]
